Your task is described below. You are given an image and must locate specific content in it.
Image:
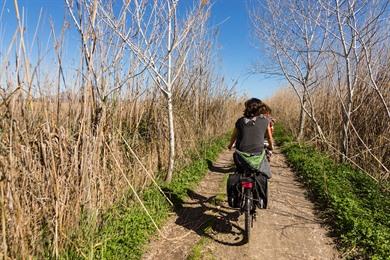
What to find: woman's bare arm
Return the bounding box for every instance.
[228,128,238,150]
[266,124,274,150]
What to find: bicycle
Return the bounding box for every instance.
[234,145,271,243]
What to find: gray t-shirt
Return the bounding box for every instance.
[235,115,269,154]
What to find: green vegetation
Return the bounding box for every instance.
[187,238,207,260]
[64,134,229,259]
[187,236,215,260]
[214,174,229,204]
[274,125,390,259]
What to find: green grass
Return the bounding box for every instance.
[274,125,390,259]
[187,236,216,260]
[214,174,229,205]
[63,134,230,259]
[187,237,207,260]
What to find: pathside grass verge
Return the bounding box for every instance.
[63,134,229,259]
[274,125,390,259]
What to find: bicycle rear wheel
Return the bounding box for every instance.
[244,188,252,242]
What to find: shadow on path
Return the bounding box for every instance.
[163,187,247,246]
[206,159,236,173]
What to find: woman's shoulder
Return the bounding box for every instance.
[257,114,270,121]
[235,116,245,126]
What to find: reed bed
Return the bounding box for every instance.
[0,80,241,258]
[267,80,389,182]
[0,1,243,257]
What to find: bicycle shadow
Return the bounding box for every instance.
[163,187,247,246]
[206,159,236,173]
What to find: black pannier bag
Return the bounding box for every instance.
[228,151,269,209]
[227,173,241,208]
[253,173,268,209]
[227,172,268,209]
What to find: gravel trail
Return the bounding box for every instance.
[143,148,339,260]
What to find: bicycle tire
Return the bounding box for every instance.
[244,188,252,243]
[264,177,269,209]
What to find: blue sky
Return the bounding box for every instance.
[1,0,284,99]
[210,0,284,98]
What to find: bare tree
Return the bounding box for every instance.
[318,0,390,162]
[95,0,209,182]
[251,0,390,179]
[0,0,237,257]
[250,0,328,141]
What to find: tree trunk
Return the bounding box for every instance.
[340,100,352,162]
[165,92,175,183]
[297,94,307,140]
[165,3,175,183]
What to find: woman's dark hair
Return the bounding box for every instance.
[244,98,263,118]
[259,103,272,114]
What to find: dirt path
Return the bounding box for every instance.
[143,148,339,260]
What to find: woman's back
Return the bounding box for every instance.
[235,115,268,154]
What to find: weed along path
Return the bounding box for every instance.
[143,148,339,260]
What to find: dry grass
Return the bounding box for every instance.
[0,2,243,257]
[267,79,389,182]
[0,87,241,258]
[266,88,300,136]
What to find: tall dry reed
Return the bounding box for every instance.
[0,1,242,257]
[267,78,389,182]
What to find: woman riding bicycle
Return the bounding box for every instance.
[227,98,274,208]
[228,98,274,156]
